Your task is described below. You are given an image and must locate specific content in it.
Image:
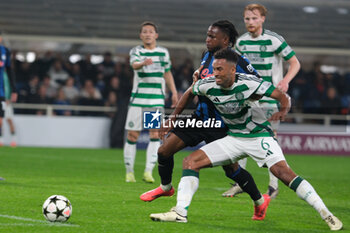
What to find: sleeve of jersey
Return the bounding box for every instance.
[164,49,172,72]
[192,79,206,96]
[237,54,260,77]
[129,47,140,65]
[275,40,295,61]
[255,81,276,97]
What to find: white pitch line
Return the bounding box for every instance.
[0,223,40,227]
[0,214,47,223]
[0,214,80,227]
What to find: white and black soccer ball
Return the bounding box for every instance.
[42,195,72,222]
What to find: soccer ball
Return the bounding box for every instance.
[42,195,72,222]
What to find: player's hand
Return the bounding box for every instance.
[268,111,286,122]
[170,92,178,108]
[277,80,289,93]
[142,58,153,66]
[158,119,173,140]
[10,93,18,103]
[192,69,200,83]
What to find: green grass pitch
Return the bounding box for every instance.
[0,147,349,233]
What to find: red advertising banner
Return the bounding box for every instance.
[278,133,350,156]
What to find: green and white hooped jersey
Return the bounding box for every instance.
[129,45,171,108]
[235,29,295,103]
[192,74,276,137]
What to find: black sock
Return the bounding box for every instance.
[225,166,262,201]
[158,155,174,185]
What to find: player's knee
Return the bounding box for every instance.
[157,144,172,158]
[182,156,193,170]
[157,144,167,157]
[182,156,200,171]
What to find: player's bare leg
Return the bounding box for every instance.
[270,160,343,231]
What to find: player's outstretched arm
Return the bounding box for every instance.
[268,89,291,122]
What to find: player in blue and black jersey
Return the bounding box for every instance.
[0,37,17,144]
[0,36,17,180]
[140,20,270,219]
[195,23,259,125]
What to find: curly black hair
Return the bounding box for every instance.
[211,20,239,47]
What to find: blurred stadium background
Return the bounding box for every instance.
[0,0,349,153]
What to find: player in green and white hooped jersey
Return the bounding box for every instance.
[150,48,342,231]
[233,3,301,198]
[123,21,178,183]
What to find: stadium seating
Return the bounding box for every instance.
[1,0,349,48]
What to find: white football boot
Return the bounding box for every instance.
[150,207,187,223]
[222,183,243,197]
[324,215,343,231]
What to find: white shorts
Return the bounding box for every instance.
[4,102,14,119]
[200,136,285,168]
[125,106,164,131]
[259,101,280,131]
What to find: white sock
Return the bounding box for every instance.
[176,174,199,216]
[161,183,172,191]
[144,139,160,173]
[254,195,265,206]
[290,177,332,219]
[238,158,247,169]
[123,140,136,173]
[268,170,279,189]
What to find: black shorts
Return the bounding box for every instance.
[0,99,4,118]
[172,114,227,147]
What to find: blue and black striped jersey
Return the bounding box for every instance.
[195,48,260,123]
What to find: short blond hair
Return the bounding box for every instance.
[244,4,268,16]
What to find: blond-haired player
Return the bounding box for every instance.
[223,3,301,198]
